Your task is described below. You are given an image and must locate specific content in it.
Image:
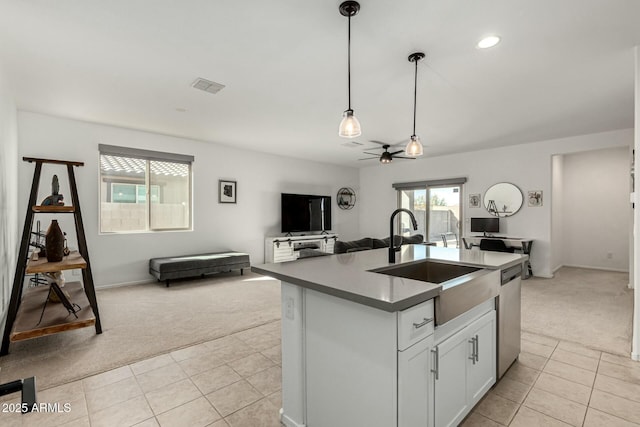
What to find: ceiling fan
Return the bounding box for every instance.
[358,140,416,164]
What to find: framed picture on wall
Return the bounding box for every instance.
[219,180,237,204]
[528,190,543,207]
[469,193,481,208]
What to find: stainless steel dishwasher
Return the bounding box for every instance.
[497,263,522,378]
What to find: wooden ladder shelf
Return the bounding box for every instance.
[1,157,102,355]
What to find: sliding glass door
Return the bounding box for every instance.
[428,186,461,247]
[398,184,462,247]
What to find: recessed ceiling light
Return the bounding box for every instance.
[477,35,501,49]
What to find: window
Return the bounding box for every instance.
[99,145,193,233]
[394,178,466,247]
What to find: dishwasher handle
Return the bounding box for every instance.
[501,264,522,285]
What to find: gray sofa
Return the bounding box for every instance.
[333,234,424,254]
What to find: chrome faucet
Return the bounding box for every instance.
[389,208,418,263]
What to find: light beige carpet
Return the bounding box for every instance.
[0,271,281,389]
[521,266,632,356]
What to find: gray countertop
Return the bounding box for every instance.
[252,245,527,312]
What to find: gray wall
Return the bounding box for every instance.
[358,129,633,278]
[17,112,361,287]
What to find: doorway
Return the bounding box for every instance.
[545,146,633,354]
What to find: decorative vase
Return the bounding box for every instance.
[45,220,65,262]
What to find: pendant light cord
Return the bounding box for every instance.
[412,58,418,136]
[347,14,352,111]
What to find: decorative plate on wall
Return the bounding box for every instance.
[337,187,356,210]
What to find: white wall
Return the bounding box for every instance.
[551,155,564,272]
[17,112,360,287]
[359,129,633,278]
[630,144,635,285]
[632,46,639,360]
[560,147,630,272]
[0,64,18,324]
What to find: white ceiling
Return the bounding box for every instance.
[1,0,639,167]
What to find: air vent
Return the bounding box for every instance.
[191,78,225,94]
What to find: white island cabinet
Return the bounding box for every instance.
[280,280,496,427]
[435,309,496,427]
[253,245,524,427]
[398,333,435,427]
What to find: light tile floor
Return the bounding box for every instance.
[462,331,640,426]
[3,323,640,426]
[1,320,283,427]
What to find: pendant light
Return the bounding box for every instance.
[406,52,425,157]
[338,1,361,138]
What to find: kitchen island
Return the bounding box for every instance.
[252,244,527,427]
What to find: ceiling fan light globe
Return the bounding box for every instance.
[405,135,424,157]
[339,110,361,138]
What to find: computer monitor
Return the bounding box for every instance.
[470,217,499,234]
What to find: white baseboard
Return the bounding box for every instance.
[96,278,156,290]
[562,264,629,273]
[280,409,306,427]
[531,273,554,279]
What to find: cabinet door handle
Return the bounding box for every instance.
[430,348,439,380]
[468,338,476,364]
[413,317,433,329]
[475,334,479,362]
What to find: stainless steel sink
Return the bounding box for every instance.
[372,260,500,325]
[372,260,481,284]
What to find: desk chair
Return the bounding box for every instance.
[479,239,515,253]
[440,232,459,248]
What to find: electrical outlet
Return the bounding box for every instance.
[606,252,613,259]
[285,297,295,320]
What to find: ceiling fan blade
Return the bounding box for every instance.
[393,156,416,160]
[362,151,380,156]
[368,140,388,146]
[389,150,404,156]
[358,157,378,161]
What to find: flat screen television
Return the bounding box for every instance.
[281,193,332,233]
[470,217,499,234]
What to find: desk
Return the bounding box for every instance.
[462,236,534,279]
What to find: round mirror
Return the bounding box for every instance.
[337,187,356,210]
[484,183,523,217]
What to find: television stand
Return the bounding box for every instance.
[265,234,338,263]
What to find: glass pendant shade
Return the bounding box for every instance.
[405,134,424,157]
[338,109,361,138]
